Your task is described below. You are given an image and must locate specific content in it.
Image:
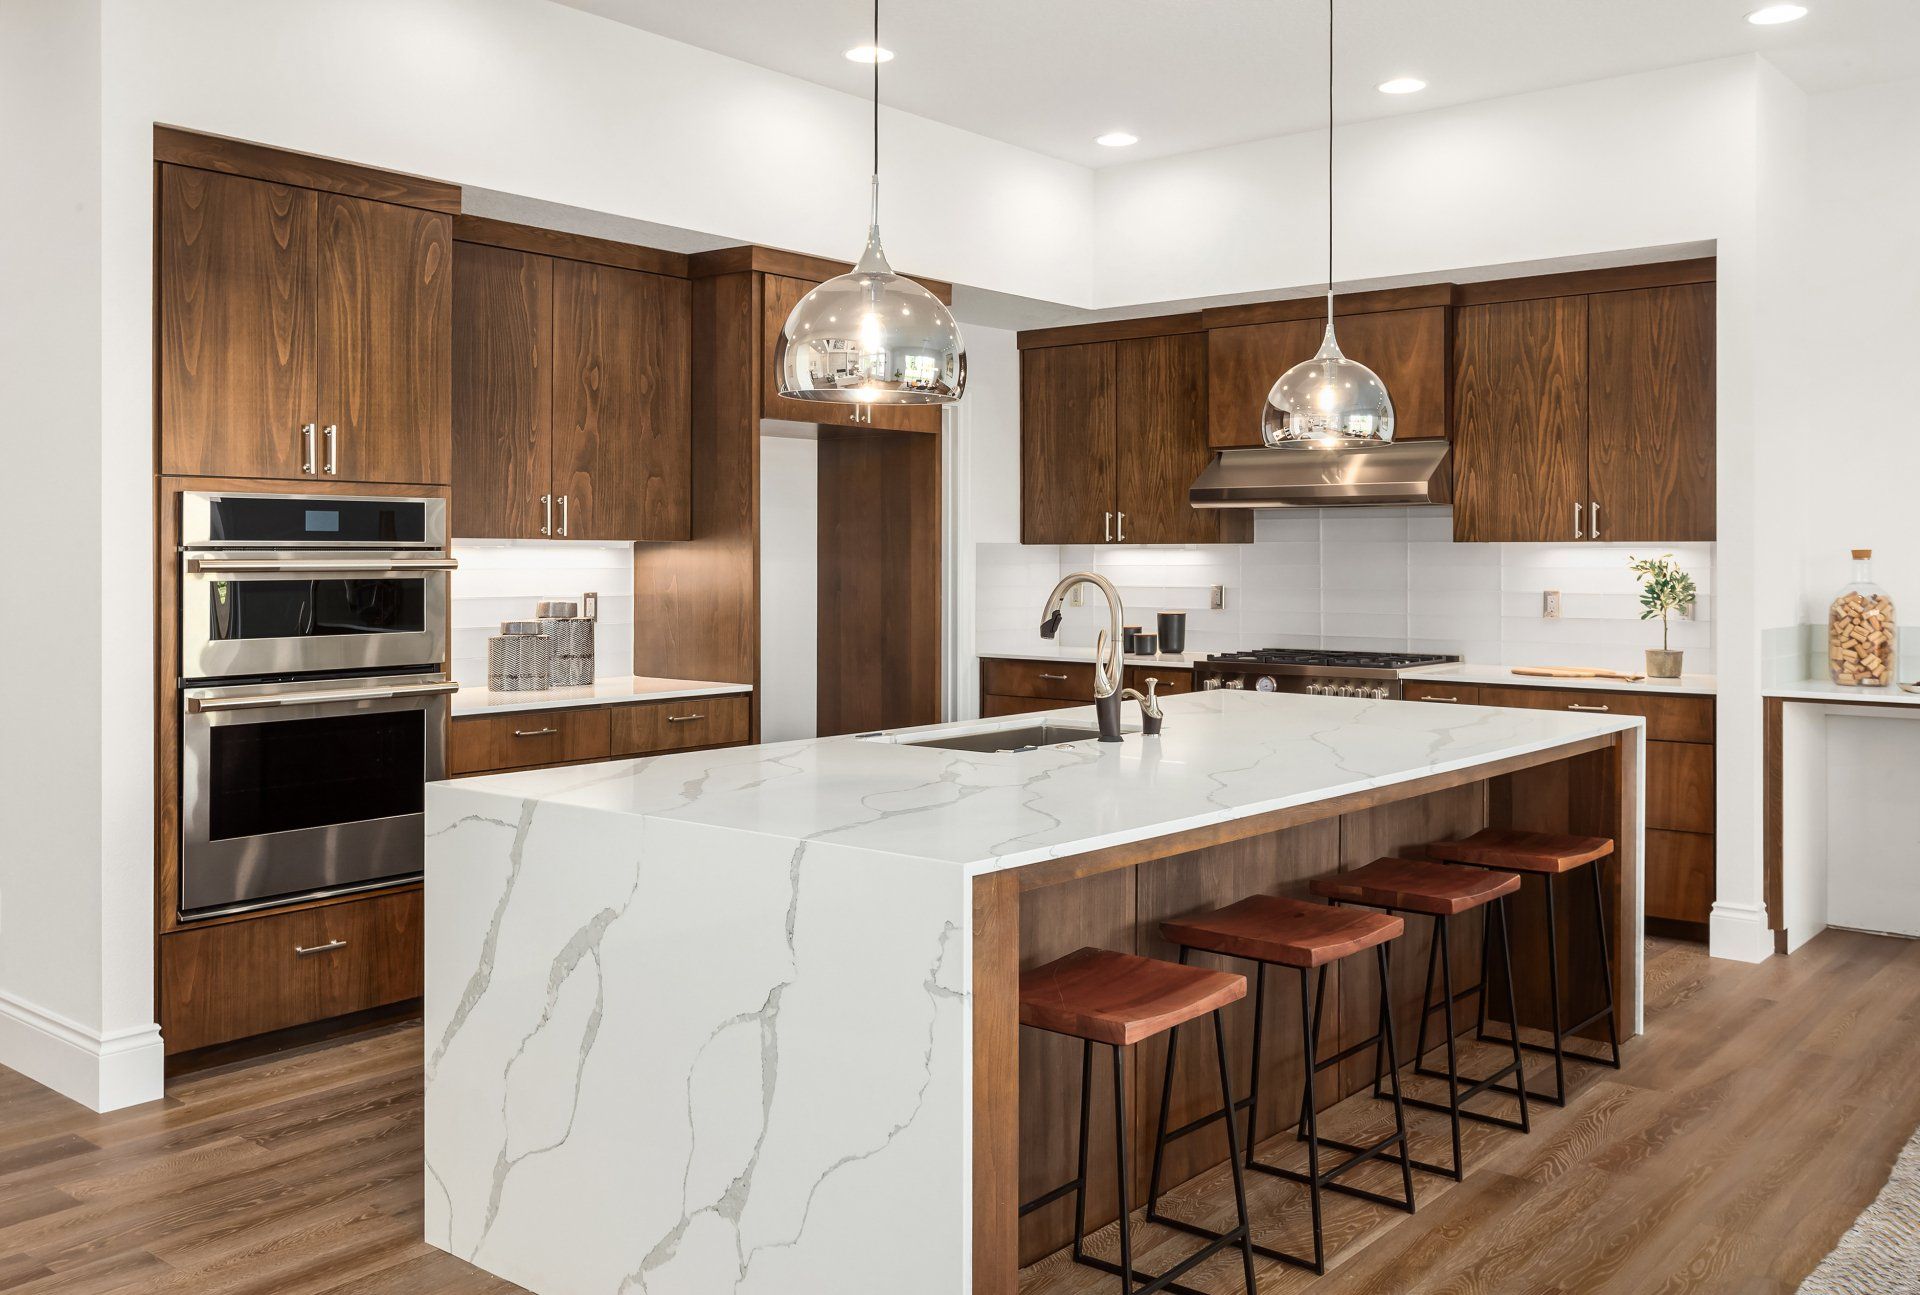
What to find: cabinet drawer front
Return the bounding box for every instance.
[1648,740,1715,835]
[1125,665,1192,696]
[1646,830,1714,926]
[982,658,1094,701]
[1403,681,1482,706]
[610,695,751,756]
[450,706,611,774]
[983,693,1080,718]
[1476,684,1713,743]
[160,889,422,1055]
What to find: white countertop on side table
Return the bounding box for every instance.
[1764,678,1920,707]
[1408,663,1718,697]
[450,674,752,717]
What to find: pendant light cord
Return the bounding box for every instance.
[1326,0,1334,325]
[872,0,881,189]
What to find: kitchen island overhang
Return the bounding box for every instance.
[421,690,1643,1295]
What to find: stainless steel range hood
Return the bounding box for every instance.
[1188,439,1450,509]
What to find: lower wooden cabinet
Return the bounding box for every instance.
[979,659,1194,719]
[160,888,423,1055]
[1402,681,1482,705]
[983,693,1077,718]
[610,695,750,755]
[451,694,752,776]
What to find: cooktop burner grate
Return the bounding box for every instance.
[1207,648,1459,670]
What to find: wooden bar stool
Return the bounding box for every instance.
[1426,828,1623,1106]
[1152,895,1415,1275]
[1310,857,1529,1181]
[1018,947,1257,1295]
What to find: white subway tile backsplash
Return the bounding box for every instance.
[450,540,636,686]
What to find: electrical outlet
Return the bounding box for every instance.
[1069,585,1084,607]
[1211,584,1226,611]
[1543,590,1562,620]
[1679,599,1696,621]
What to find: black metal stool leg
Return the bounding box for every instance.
[1496,896,1531,1134]
[1542,877,1569,1105]
[1436,916,1464,1178]
[1296,963,1329,1140]
[1212,1011,1259,1295]
[1297,967,1325,1274]
[1243,960,1266,1167]
[1074,1039,1093,1258]
[1375,942,1417,1211]
[1145,1021,1181,1221]
[1112,1045,1133,1294]
[1476,903,1494,1039]
[1589,858,1624,1069]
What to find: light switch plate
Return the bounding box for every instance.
[1543,590,1562,619]
[1211,584,1225,610]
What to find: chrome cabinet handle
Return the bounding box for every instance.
[1590,501,1601,539]
[1423,695,1462,703]
[1574,501,1583,540]
[558,495,569,537]
[1567,702,1611,712]
[323,424,338,475]
[666,713,705,723]
[513,727,559,737]
[301,423,317,475]
[295,939,347,957]
[1037,672,1069,681]
[1116,511,1126,542]
[541,494,553,536]
[1104,511,1112,542]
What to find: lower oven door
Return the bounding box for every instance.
[180,675,455,919]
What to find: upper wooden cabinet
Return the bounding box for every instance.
[159,164,451,484]
[1205,303,1450,450]
[1020,325,1249,545]
[1452,267,1714,543]
[451,223,691,541]
[759,273,942,434]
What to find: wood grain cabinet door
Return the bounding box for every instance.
[315,193,453,485]
[1020,342,1117,544]
[1206,317,1322,449]
[1451,296,1589,542]
[451,242,552,539]
[1586,283,1715,542]
[159,165,318,480]
[552,260,693,541]
[1333,306,1450,442]
[1113,334,1229,544]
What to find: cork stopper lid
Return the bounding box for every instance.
[1852,549,1873,560]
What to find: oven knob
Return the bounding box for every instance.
[1255,675,1277,693]
[1371,686,1389,700]
[1306,683,1322,695]
[1202,676,1221,690]
[1224,677,1245,690]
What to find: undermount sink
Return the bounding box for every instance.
[885,720,1129,753]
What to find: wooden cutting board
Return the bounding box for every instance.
[1511,666,1648,682]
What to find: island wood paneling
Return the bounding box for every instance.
[451,241,551,539]
[313,192,452,485]
[1451,295,1589,542]
[159,165,317,481]
[1586,282,1716,542]
[551,258,692,541]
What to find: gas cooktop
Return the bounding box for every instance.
[1206,648,1459,670]
[1196,647,1462,698]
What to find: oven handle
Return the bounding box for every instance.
[188,680,460,713]
[186,556,458,574]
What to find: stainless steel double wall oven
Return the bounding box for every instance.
[177,492,455,918]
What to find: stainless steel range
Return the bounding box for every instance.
[1196,648,1461,699]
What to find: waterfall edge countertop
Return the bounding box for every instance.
[449,674,752,716]
[422,691,1643,1295]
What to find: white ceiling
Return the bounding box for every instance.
[558,0,1920,167]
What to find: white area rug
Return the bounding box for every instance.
[1799,1124,1920,1293]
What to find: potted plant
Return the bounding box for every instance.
[1629,554,1698,680]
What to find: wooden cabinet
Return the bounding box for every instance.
[1452,275,1713,543]
[159,888,422,1055]
[1206,306,1450,450]
[452,235,691,541]
[159,164,451,485]
[1020,329,1247,545]
[759,274,941,434]
[1403,681,1482,706]
[609,695,751,755]
[450,695,751,776]
[979,658,1194,718]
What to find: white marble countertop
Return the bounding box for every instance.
[451,674,752,717]
[976,642,1202,670]
[1407,663,1719,697]
[1765,678,1920,707]
[438,689,1641,877]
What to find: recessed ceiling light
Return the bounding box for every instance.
[1746,4,1808,24]
[1377,77,1427,95]
[1095,131,1139,148]
[844,44,894,63]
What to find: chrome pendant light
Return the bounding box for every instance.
[774,0,965,407]
[1262,0,1393,448]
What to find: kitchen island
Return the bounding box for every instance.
[422,690,1643,1294]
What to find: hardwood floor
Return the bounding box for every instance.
[0,931,1914,1294]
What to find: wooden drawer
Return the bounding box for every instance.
[1403,681,1482,705]
[160,889,423,1055]
[610,694,751,756]
[982,658,1095,701]
[1648,740,1714,835]
[1125,665,1192,696]
[1646,829,1714,926]
[1476,684,1714,744]
[983,693,1080,718]
[450,706,610,775]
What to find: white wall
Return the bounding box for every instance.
[759,433,818,743]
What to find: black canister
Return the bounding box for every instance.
[1121,625,1144,653]
[1156,612,1187,654]
[1134,632,1158,656]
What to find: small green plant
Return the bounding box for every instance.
[1629,553,1698,651]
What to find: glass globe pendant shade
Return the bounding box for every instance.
[774,191,966,406]
[1261,313,1394,448]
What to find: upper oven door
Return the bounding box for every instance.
[181,551,452,680]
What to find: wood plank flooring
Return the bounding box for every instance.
[0,931,1914,1294]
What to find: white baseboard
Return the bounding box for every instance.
[1708,901,1776,963]
[0,990,164,1112]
